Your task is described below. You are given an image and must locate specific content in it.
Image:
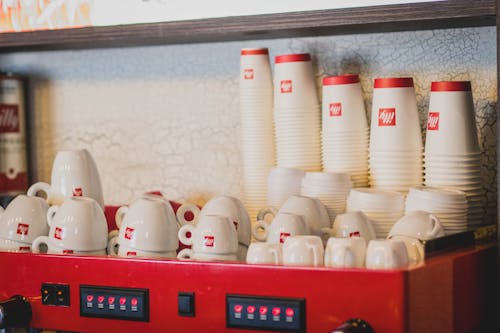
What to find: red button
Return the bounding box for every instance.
[131,298,138,306]
[247,305,256,314]
[286,308,294,317]
[272,307,281,316]
[234,304,243,313]
[119,297,127,305]
[97,296,105,303]
[86,295,94,302]
[108,297,115,304]
[259,306,268,315]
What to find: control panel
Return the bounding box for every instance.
[226,295,305,332]
[41,283,70,306]
[80,285,149,321]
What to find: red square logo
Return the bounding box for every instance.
[0,104,20,133]
[349,231,361,238]
[244,68,254,80]
[126,251,137,256]
[18,246,31,252]
[62,249,74,254]
[427,112,440,130]
[54,227,63,240]
[16,223,29,236]
[125,227,135,240]
[204,235,215,247]
[378,108,396,126]
[329,102,342,117]
[279,232,291,244]
[72,187,83,197]
[280,80,292,93]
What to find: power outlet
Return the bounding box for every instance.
[41,283,70,306]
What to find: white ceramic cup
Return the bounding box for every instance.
[324,237,366,268]
[199,195,251,247]
[278,195,330,239]
[0,194,49,244]
[252,212,309,244]
[107,195,179,255]
[388,235,425,265]
[282,235,324,267]
[246,242,283,265]
[31,196,108,253]
[30,238,106,255]
[115,244,176,259]
[365,239,409,269]
[0,238,32,252]
[388,210,445,240]
[27,149,104,208]
[326,211,376,242]
[178,214,238,255]
[177,248,238,262]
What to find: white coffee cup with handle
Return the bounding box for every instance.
[324,211,376,242]
[282,235,324,267]
[388,210,444,240]
[324,237,366,268]
[114,244,177,259]
[278,195,330,239]
[0,238,32,253]
[365,239,409,269]
[388,235,425,265]
[252,212,309,244]
[246,242,282,265]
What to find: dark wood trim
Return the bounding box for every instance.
[0,0,495,52]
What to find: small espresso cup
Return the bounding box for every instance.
[388,210,444,240]
[246,242,283,265]
[365,239,409,269]
[252,212,309,244]
[178,214,238,255]
[324,237,366,268]
[282,235,324,267]
[114,244,177,259]
[388,235,425,265]
[177,248,237,262]
[326,211,376,242]
[0,238,32,253]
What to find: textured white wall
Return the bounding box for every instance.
[0,26,496,222]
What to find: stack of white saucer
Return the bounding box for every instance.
[405,186,468,233]
[239,48,275,220]
[321,74,369,187]
[346,188,405,238]
[300,172,352,222]
[273,53,321,172]
[424,81,484,228]
[369,77,423,193]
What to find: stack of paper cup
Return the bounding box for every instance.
[239,48,275,220]
[321,74,369,187]
[405,186,468,233]
[346,188,405,238]
[300,172,352,222]
[273,53,321,171]
[424,81,484,227]
[369,77,423,193]
[266,167,305,210]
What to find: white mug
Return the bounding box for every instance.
[0,194,49,244]
[365,239,409,269]
[177,248,237,262]
[282,235,324,267]
[278,195,330,239]
[326,211,376,242]
[324,237,366,268]
[178,214,238,255]
[30,238,106,255]
[388,210,444,240]
[114,244,176,259]
[388,235,425,265]
[31,196,108,253]
[252,212,309,244]
[246,242,282,265]
[107,195,179,255]
[27,149,104,208]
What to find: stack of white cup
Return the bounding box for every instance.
[321,74,369,187]
[405,186,468,233]
[346,188,405,238]
[300,172,352,222]
[239,48,275,221]
[273,53,321,171]
[266,167,305,210]
[369,77,423,193]
[424,81,484,227]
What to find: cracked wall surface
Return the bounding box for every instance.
[0,26,496,222]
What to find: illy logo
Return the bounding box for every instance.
[244,68,254,80]
[18,246,30,252]
[17,223,29,236]
[125,227,135,240]
[378,108,396,126]
[126,251,137,256]
[0,104,20,133]
[329,102,342,117]
[54,227,63,240]
[62,249,74,254]
[280,80,292,93]
[427,112,440,130]
[279,232,291,244]
[72,187,83,197]
[204,235,215,247]
[349,231,361,238]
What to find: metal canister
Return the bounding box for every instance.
[0,73,29,198]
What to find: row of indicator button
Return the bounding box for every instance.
[85,295,139,311]
[233,305,294,321]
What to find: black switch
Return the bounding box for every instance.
[55,284,70,306]
[41,284,55,305]
[178,292,195,317]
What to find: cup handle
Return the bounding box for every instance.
[428,214,441,238]
[46,205,59,227]
[177,248,193,259]
[256,206,277,223]
[27,182,51,198]
[308,242,323,266]
[269,246,281,265]
[31,236,49,254]
[176,203,201,226]
[115,206,129,229]
[178,224,196,246]
[107,236,119,256]
[252,220,269,242]
[320,227,333,243]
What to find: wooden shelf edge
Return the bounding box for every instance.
[0,0,495,52]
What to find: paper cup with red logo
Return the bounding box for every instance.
[31,196,108,254]
[252,212,309,244]
[0,194,49,245]
[177,214,238,256]
[240,48,273,92]
[424,81,479,155]
[273,53,319,108]
[107,195,179,255]
[369,77,422,152]
[322,74,368,132]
